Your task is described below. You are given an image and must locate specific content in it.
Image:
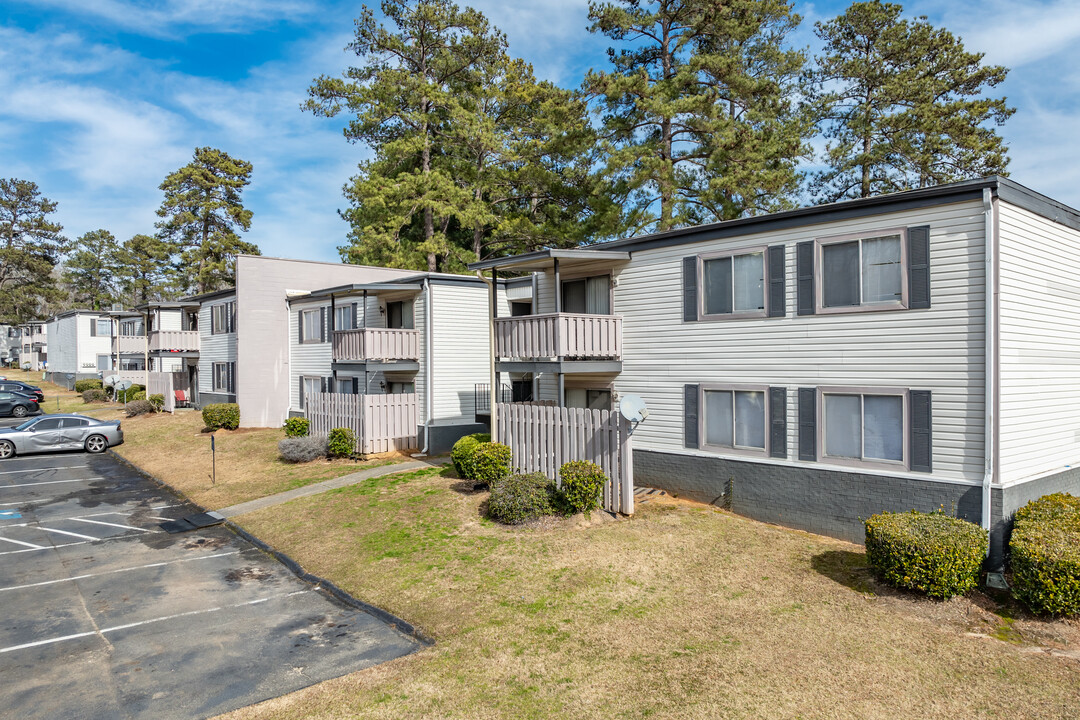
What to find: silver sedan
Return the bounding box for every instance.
[0,414,124,459]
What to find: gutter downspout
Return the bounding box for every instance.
[414,277,434,456]
[982,188,996,552]
[476,270,497,439]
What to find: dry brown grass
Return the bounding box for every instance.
[3,368,113,416]
[221,468,1080,720]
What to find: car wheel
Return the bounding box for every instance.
[11,405,27,418]
[0,440,14,460]
[85,435,108,454]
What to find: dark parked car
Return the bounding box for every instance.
[0,414,123,459]
[0,390,40,418]
[0,381,44,404]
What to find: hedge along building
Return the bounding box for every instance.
[471,176,1080,568]
[286,272,524,455]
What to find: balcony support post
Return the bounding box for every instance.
[330,294,337,385]
[557,372,565,407]
[491,268,500,410]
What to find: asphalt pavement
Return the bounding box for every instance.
[0,446,421,719]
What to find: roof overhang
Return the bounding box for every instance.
[468,249,631,273]
[134,302,200,312]
[289,283,425,303]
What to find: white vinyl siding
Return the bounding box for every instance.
[429,283,493,424]
[997,202,1080,484]
[600,199,986,483]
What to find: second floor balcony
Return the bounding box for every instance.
[113,335,144,354]
[149,330,200,354]
[332,328,420,364]
[494,312,622,361]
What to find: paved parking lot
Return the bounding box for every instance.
[0,445,421,719]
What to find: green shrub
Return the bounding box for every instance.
[75,379,103,393]
[283,417,310,438]
[82,388,108,404]
[129,391,147,402]
[1010,493,1080,616]
[116,384,144,403]
[279,436,328,463]
[470,442,512,484]
[488,472,558,524]
[864,510,988,599]
[559,460,608,516]
[202,403,240,430]
[148,394,165,412]
[451,433,490,479]
[125,399,156,417]
[328,427,356,458]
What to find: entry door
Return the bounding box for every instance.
[561,276,611,314]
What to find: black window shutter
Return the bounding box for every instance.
[908,225,931,309]
[910,390,932,472]
[769,387,787,458]
[351,302,358,330]
[320,376,327,393]
[351,376,359,395]
[227,362,235,394]
[767,245,786,317]
[320,307,327,342]
[229,301,236,333]
[298,377,304,409]
[89,319,97,337]
[796,241,815,315]
[798,387,816,461]
[682,257,698,322]
[684,384,699,449]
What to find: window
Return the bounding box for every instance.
[702,386,767,453]
[90,319,112,337]
[566,388,611,411]
[822,390,905,465]
[213,363,230,392]
[335,377,356,394]
[388,381,415,395]
[300,376,323,409]
[300,308,322,343]
[96,354,111,372]
[334,305,355,331]
[211,301,236,335]
[701,250,765,317]
[120,358,145,371]
[32,418,63,431]
[61,418,89,428]
[386,301,414,329]
[120,319,144,336]
[561,275,610,315]
[510,301,532,317]
[818,231,905,311]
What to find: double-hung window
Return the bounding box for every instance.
[90,319,112,337]
[702,385,767,454]
[335,377,356,394]
[818,231,905,311]
[211,302,236,334]
[700,249,766,318]
[821,389,905,466]
[300,308,322,343]
[300,376,322,409]
[213,362,234,393]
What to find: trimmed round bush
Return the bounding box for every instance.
[1010,493,1080,616]
[116,384,144,403]
[82,388,108,404]
[488,472,557,524]
[125,399,156,417]
[283,417,310,438]
[451,432,490,479]
[279,436,329,463]
[470,442,512,484]
[328,427,356,458]
[129,391,147,402]
[202,403,240,430]
[148,393,165,411]
[75,379,103,393]
[864,510,988,599]
[559,460,607,515]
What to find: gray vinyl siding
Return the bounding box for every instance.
[198,295,237,398]
[997,201,1080,485]
[288,299,332,411]
[430,283,492,423]
[46,317,77,374]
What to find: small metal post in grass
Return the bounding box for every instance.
[209,434,216,486]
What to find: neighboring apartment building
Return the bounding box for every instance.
[13,321,48,371]
[1,324,23,366]
[286,272,525,454]
[471,176,1080,568]
[44,311,114,386]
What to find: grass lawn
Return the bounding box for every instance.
[224,466,1080,720]
[3,368,115,416]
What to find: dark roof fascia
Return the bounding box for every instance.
[184,288,236,303]
[995,177,1080,232]
[289,283,425,303]
[468,248,632,271]
[133,301,200,312]
[48,309,111,321]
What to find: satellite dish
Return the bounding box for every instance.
[103,374,120,387]
[115,379,133,391]
[619,394,649,424]
[22,363,31,370]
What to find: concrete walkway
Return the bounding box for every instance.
[218,456,449,518]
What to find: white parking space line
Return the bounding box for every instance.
[0,505,179,529]
[0,465,89,476]
[0,478,101,489]
[38,527,99,541]
[0,536,47,550]
[0,550,244,593]
[0,590,311,654]
[0,540,90,556]
[69,518,155,533]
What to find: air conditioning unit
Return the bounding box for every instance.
[112,303,124,311]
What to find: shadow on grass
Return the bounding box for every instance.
[811,549,878,594]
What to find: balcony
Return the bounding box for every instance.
[494,313,622,361]
[149,330,200,354]
[113,335,144,354]
[332,328,420,364]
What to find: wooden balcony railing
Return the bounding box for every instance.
[114,335,144,354]
[149,330,200,353]
[494,313,622,360]
[332,328,420,362]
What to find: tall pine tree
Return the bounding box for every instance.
[0,178,69,323]
[155,147,258,293]
[807,1,1013,201]
[116,233,176,305]
[63,229,120,311]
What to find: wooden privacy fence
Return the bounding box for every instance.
[146,371,189,412]
[306,392,419,454]
[496,402,633,515]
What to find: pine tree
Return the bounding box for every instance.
[807,0,1013,202]
[0,178,69,323]
[117,234,176,305]
[155,147,258,293]
[63,229,120,311]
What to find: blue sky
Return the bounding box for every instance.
[3,1,1079,263]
